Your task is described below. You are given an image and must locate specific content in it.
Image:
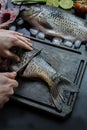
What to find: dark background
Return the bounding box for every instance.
[0,0,87,130]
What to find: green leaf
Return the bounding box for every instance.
[11,0,46,4]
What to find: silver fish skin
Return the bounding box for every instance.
[10,48,78,112]
[21,5,87,42]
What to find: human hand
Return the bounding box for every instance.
[0,72,18,108]
[0,29,32,61]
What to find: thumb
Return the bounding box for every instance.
[5,51,20,62]
[2,72,17,79]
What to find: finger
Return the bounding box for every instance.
[9,36,33,50]
[13,39,33,51]
[2,72,17,79]
[8,30,24,36]
[4,97,9,103]
[5,50,20,62]
[0,97,9,109]
[7,88,14,96]
[0,80,18,94]
[14,32,23,36]
[8,79,18,88]
[17,35,32,46]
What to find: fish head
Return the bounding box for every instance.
[21,5,42,20]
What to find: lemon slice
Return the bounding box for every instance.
[46,0,60,7]
[52,0,60,7]
[46,0,53,6]
[59,0,73,9]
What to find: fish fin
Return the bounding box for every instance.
[59,75,79,93]
[50,85,63,112]
[38,18,53,29]
[51,94,62,112]
[49,74,79,111]
[52,74,79,93]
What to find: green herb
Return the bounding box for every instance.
[11,0,46,4]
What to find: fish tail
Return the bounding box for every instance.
[49,74,79,112]
[52,73,79,93]
[50,85,63,112]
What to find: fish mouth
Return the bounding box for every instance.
[0,12,11,24]
[0,8,19,28]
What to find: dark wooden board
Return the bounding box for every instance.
[12,39,86,118]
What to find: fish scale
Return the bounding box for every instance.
[21,5,87,42]
[42,5,85,25]
[46,12,87,40]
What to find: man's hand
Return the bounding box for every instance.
[0,29,32,61]
[0,72,18,108]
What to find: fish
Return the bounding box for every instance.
[0,0,7,11]
[0,7,19,28]
[10,48,78,112]
[21,5,87,42]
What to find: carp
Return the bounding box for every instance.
[21,5,87,42]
